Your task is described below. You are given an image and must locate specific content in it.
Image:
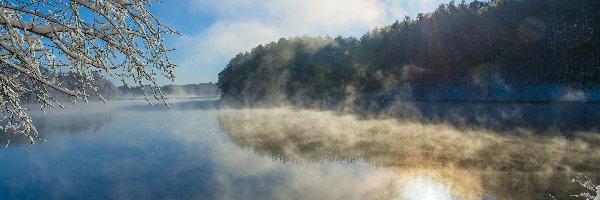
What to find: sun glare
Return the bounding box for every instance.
[400,176,457,200]
[394,168,483,200]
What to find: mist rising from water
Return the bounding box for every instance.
[219,107,600,199]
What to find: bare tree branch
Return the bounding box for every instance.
[0,0,178,145]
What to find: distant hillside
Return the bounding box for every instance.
[118,83,220,98]
[22,71,119,103]
[218,0,600,109]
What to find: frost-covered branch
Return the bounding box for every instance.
[571,174,600,200]
[0,0,178,145]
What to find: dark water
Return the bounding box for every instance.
[1,100,599,199]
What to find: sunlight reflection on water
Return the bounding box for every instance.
[1,100,599,199]
[394,168,485,200]
[400,175,457,200]
[219,106,600,199]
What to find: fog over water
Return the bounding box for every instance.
[220,104,600,199]
[0,99,599,199]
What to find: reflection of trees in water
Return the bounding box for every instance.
[120,99,220,111]
[1,110,113,145]
[370,101,600,135]
[219,108,600,199]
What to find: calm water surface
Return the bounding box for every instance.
[0,99,599,200]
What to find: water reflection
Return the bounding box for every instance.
[1,102,114,145]
[219,107,600,199]
[368,101,600,135]
[0,100,400,199]
[2,100,598,199]
[3,99,219,145]
[121,98,220,111]
[395,168,483,200]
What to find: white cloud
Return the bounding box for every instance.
[171,20,279,84]
[178,20,279,67]
[263,0,388,34]
[192,0,389,34]
[171,0,451,83]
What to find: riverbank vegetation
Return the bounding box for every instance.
[218,0,600,110]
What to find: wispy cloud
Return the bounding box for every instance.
[173,20,279,83]
[192,0,389,34]
[170,0,451,84]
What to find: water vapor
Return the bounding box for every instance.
[219,107,600,199]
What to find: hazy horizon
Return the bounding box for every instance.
[149,0,488,85]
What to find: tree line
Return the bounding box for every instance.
[218,0,600,109]
[119,83,220,98]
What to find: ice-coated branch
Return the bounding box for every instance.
[571,174,600,200]
[0,0,178,145]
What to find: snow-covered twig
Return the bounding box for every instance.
[0,0,177,145]
[571,173,600,200]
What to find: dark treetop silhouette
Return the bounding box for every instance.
[218,0,600,109]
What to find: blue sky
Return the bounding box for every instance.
[151,0,464,85]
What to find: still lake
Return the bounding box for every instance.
[1,99,599,200]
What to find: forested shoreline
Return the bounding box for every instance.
[218,0,600,110]
[22,72,220,102]
[117,83,221,98]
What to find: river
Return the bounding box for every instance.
[0,99,598,199]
